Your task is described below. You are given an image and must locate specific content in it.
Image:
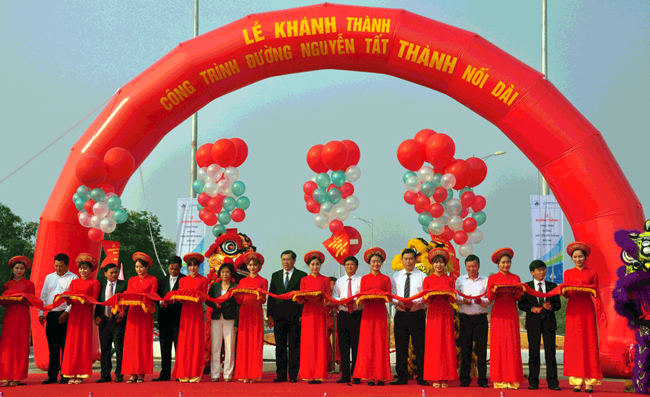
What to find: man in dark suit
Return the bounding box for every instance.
[153,256,185,382]
[94,263,128,383]
[518,259,562,391]
[267,250,306,383]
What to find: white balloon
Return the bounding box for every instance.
[468,229,484,244]
[197,167,209,182]
[216,179,229,195]
[440,173,456,190]
[93,202,109,218]
[345,165,361,183]
[344,195,360,212]
[320,202,334,215]
[311,175,318,183]
[447,198,462,215]
[207,164,222,179]
[334,206,349,221]
[78,212,92,228]
[90,215,102,228]
[224,166,239,182]
[428,219,444,235]
[204,181,219,197]
[418,165,434,182]
[314,214,328,229]
[448,215,463,231]
[405,176,420,193]
[439,213,450,225]
[99,217,117,234]
[458,242,474,257]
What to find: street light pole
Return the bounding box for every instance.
[353,216,374,247]
[541,0,550,196]
[189,0,199,198]
[480,150,506,161]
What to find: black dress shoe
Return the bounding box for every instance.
[479,384,489,388]
[528,384,539,390]
[368,381,376,386]
[308,380,321,384]
[273,377,287,383]
[96,377,112,383]
[336,377,350,384]
[416,379,429,386]
[460,382,470,387]
[58,377,69,384]
[41,377,57,385]
[549,385,561,391]
[152,377,170,382]
[377,381,385,386]
[390,378,407,385]
[352,378,361,384]
[289,378,297,383]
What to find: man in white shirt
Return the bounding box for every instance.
[38,253,79,385]
[455,254,491,388]
[331,256,363,384]
[391,248,428,386]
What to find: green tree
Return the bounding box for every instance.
[100,209,176,283]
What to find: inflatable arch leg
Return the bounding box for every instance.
[31,4,642,376]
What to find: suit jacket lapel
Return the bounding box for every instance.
[287,270,301,291]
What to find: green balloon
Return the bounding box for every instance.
[327,188,342,204]
[236,196,250,210]
[223,197,236,211]
[313,188,327,204]
[418,212,433,226]
[113,209,128,224]
[90,188,105,203]
[459,187,474,196]
[212,224,226,237]
[420,181,435,197]
[218,211,232,225]
[331,171,346,187]
[74,198,86,212]
[77,185,91,201]
[197,204,204,211]
[316,173,330,188]
[473,211,487,226]
[232,181,246,196]
[106,195,122,211]
[422,224,430,234]
[431,173,443,188]
[192,179,205,194]
[403,171,417,183]
[443,189,454,202]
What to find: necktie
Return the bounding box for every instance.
[284,272,289,288]
[106,282,114,317]
[404,273,411,298]
[347,277,353,299]
[537,282,544,307]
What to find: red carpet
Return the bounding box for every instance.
[5,373,630,396]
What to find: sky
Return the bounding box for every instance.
[1,0,649,281]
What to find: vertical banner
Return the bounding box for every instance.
[176,198,207,275]
[530,195,564,283]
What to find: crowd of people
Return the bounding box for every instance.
[0,241,603,392]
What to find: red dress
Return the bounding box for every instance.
[61,277,101,378]
[563,266,602,380]
[0,278,35,381]
[423,273,458,381]
[353,272,392,381]
[487,272,524,385]
[122,274,158,375]
[174,274,210,379]
[233,275,268,381]
[299,274,331,381]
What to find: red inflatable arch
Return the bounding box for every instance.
[32,3,643,376]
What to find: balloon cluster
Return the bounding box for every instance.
[397,129,489,257]
[74,147,135,242]
[193,138,250,237]
[303,141,361,233]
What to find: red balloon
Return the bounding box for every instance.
[453,230,468,245]
[307,144,328,173]
[76,154,107,186]
[340,182,355,199]
[197,193,211,207]
[461,191,476,207]
[211,138,237,167]
[432,187,448,203]
[101,183,115,194]
[340,140,360,169]
[321,141,348,171]
[104,148,135,181]
[329,219,344,233]
[425,134,455,169]
[84,199,95,214]
[397,139,426,171]
[404,191,418,205]
[460,207,469,218]
[304,194,311,202]
[200,209,218,226]
[88,228,104,242]
[429,203,445,218]
[327,183,336,192]
[208,197,223,213]
[466,157,488,187]
[462,217,478,232]
[230,138,249,167]
[414,128,436,145]
[445,159,472,190]
[306,199,320,214]
[414,196,430,214]
[196,143,213,168]
[440,226,454,241]
[231,208,246,222]
[472,195,487,212]
[303,181,318,196]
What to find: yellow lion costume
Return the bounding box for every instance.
[391,236,460,278]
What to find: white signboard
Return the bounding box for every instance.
[530,195,564,283]
[176,198,207,275]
